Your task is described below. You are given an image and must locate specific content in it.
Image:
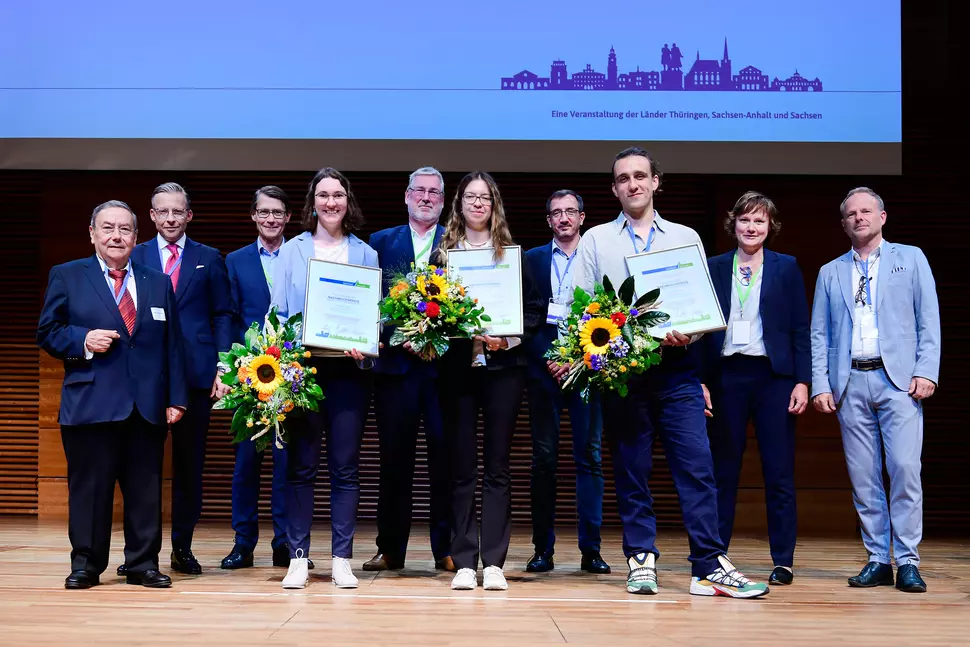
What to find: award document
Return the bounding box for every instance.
[302,259,382,357]
[625,243,727,337]
[446,245,524,336]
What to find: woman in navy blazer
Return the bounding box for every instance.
[701,192,811,586]
[270,168,378,591]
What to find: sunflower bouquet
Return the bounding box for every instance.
[212,307,324,452]
[378,263,490,361]
[544,275,668,400]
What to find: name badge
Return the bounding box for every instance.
[861,311,878,339]
[546,301,569,325]
[151,307,166,321]
[732,321,751,345]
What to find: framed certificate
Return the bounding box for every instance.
[302,259,382,357]
[625,243,727,337]
[446,245,524,336]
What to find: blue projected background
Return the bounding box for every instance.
[0,0,900,143]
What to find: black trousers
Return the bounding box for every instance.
[440,365,525,570]
[60,412,166,575]
[170,388,212,551]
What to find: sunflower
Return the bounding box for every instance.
[578,317,620,355]
[248,354,284,395]
[418,273,448,301]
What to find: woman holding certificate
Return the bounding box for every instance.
[701,192,811,586]
[270,167,379,590]
[434,171,543,592]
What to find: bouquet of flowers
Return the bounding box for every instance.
[378,263,490,361]
[213,308,324,452]
[545,275,668,400]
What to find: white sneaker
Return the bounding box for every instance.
[451,568,478,590]
[626,552,658,595]
[282,557,309,589]
[690,555,769,599]
[332,556,359,589]
[483,565,508,591]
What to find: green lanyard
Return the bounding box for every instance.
[263,263,273,289]
[413,232,435,264]
[732,253,761,313]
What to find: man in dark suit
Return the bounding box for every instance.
[363,167,454,572]
[220,186,308,570]
[523,190,609,575]
[37,200,188,589]
[129,182,234,575]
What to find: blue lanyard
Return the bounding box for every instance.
[857,255,876,308]
[161,246,183,276]
[106,268,133,306]
[551,248,576,300]
[626,224,656,254]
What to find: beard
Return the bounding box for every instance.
[409,205,442,225]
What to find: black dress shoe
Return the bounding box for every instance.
[896,564,927,593]
[769,567,794,585]
[116,564,127,576]
[170,549,202,575]
[362,553,405,571]
[848,561,894,587]
[272,544,314,569]
[221,546,254,570]
[65,570,99,589]
[526,553,554,573]
[580,552,611,574]
[126,569,172,588]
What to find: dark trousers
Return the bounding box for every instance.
[61,412,166,575]
[170,388,212,551]
[230,437,288,552]
[373,369,451,561]
[440,366,525,570]
[286,358,371,559]
[710,354,797,567]
[527,372,604,555]
[601,369,724,578]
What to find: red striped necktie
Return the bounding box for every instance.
[164,243,181,288]
[107,269,136,335]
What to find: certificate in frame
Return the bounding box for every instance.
[302,258,382,357]
[446,245,524,337]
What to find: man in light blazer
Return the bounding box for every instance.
[811,187,941,593]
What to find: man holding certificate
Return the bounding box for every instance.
[573,147,768,599]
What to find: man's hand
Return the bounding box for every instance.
[701,383,713,418]
[211,372,231,400]
[475,334,509,351]
[344,348,368,361]
[84,329,120,353]
[546,359,570,382]
[167,407,184,424]
[812,392,836,413]
[789,383,809,415]
[908,377,936,401]
[661,330,691,347]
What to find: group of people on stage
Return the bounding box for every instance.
[37,147,940,598]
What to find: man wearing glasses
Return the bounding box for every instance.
[811,187,940,593]
[363,167,455,573]
[523,190,609,576]
[129,182,234,575]
[220,186,312,570]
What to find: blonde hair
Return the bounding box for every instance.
[437,171,514,261]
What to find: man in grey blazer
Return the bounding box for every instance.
[810,187,941,593]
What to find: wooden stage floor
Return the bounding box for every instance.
[0,518,967,646]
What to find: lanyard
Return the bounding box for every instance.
[162,246,183,276]
[856,255,876,308]
[413,232,435,264]
[262,260,274,288]
[732,253,762,313]
[551,248,576,301]
[107,268,133,306]
[626,223,656,254]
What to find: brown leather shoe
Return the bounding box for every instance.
[362,553,404,571]
[435,556,456,572]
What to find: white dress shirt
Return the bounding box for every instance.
[411,224,436,267]
[722,257,767,357]
[85,255,138,359]
[851,242,883,359]
[157,233,186,271]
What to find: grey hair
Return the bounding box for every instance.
[90,200,137,233]
[151,182,191,210]
[408,166,445,191]
[840,187,884,217]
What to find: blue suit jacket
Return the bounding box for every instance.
[37,256,189,427]
[810,241,941,401]
[368,224,445,375]
[131,237,234,390]
[703,249,811,385]
[523,242,559,378]
[226,241,272,340]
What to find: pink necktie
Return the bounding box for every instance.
[164,243,181,289]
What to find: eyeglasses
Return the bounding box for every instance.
[99,224,134,236]
[315,192,348,202]
[462,193,493,205]
[153,208,188,219]
[855,275,868,306]
[255,209,287,220]
[408,187,443,199]
[549,208,580,218]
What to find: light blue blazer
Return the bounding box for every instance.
[810,241,941,402]
[269,231,379,320]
